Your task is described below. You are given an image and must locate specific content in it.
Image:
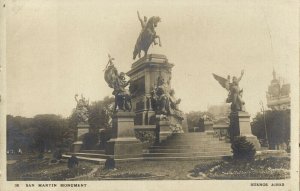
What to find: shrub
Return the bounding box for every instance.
[134,130,156,144]
[231,136,256,161]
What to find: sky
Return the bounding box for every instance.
[6,0,298,118]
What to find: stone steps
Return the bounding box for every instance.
[80,150,106,154]
[160,140,227,145]
[62,154,106,164]
[148,132,232,159]
[66,133,232,161]
[62,154,144,162]
[143,155,230,161]
[70,152,109,159]
[148,147,231,153]
[143,151,232,158]
[149,144,231,149]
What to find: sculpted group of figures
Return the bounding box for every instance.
[102,11,246,118]
[104,55,132,111]
[151,76,184,119]
[103,54,183,120]
[74,94,90,123]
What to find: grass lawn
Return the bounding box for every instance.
[7,154,290,180]
[7,153,97,181]
[92,160,221,180]
[189,157,290,180]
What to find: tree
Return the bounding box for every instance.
[7,115,34,152]
[186,111,215,131]
[7,114,74,154]
[251,110,290,150]
[88,96,114,132]
[68,96,114,149]
[31,114,73,153]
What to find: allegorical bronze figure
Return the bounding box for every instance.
[74,94,90,122]
[104,55,132,111]
[213,70,245,112]
[151,76,184,119]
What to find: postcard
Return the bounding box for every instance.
[1,0,299,190]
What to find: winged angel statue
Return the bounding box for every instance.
[104,55,132,112]
[213,70,245,112]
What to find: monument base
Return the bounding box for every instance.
[72,141,83,153]
[230,111,261,150]
[106,138,143,159]
[72,122,89,152]
[105,111,143,159]
[159,120,172,142]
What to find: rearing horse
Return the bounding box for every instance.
[133,16,161,60]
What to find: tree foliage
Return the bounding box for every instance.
[185,111,215,131]
[251,110,290,149]
[7,115,34,152]
[88,96,114,133]
[7,97,115,153]
[68,96,114,133]
[7,114,74,153]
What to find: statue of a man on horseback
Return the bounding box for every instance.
[104,55,132,112]
[133,11,162,60]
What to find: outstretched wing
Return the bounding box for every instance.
[212,73,230,90]
[104,64,118,89]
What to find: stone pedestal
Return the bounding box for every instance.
[156,118,172,143]
[72,122,90,152]
[127,54,174,126]
[106,112,143,159]
[229,111,261,150]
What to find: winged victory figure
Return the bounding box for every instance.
[212,70,245,112]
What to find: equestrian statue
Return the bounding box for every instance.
[133,11,162,60]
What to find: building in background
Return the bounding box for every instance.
[262,69,290,150]
[266,69,290,110]
[207,103,230,139]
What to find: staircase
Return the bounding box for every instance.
[63,133,232,162]
[143,132,232,160]
[62,150,107,163]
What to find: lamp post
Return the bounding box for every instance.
[260,101,269,149]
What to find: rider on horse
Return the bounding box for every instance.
[133,11,162,60]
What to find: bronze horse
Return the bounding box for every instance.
[133,16,161,60]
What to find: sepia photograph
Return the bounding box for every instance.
[0,0,298,190]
